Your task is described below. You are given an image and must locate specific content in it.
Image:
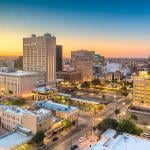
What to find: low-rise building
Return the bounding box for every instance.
[56,71,82,83]
[114,71,122,81]
[34,100,79,123]
[105,62,121,73]
[104,71,122,82]
[0,67,45,96]
[32,87,57,101]
[22,109,52,134]
[0,105,24,130]
[91,129,150,150]
[0,105,52,134]
[0,130,32,150]
[104,72,113,81]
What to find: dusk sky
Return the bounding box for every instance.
[0,0,150,57]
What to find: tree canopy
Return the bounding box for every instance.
[32,131,45,144]
[91,78,101,86]
[81,81,90,88]
[96,118,119,132]
[117,119,142,135]
[96,118,142,136]
[129,114,138,121]
[62,120,71,128]
[3,98,26,106]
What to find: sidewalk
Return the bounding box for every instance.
[78,135,98,150]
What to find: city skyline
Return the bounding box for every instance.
[0,0,150,57]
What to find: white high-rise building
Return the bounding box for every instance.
[23,33,56,83]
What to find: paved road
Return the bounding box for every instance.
[47,124,89,150]
[47,97,131,150]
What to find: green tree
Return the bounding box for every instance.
[91,78,101,86]
[81,81,90,88]
[97,118,142,136]
[11,98,26,106]
[129,114,138,121]
[32,131,45,144]
[117,119,142,135]
[115,109,120,119]
[120,86,128,96]
[96,118,119,132]
[62,120,71,128]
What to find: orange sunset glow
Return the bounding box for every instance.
[0,33,149,57]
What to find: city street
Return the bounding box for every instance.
[48,96,131,150]
[48,118,90,150]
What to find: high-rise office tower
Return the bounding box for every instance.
[71,50,95,81]
[56,45,63,72]
[23,33,56,83]
[133,71,150,103]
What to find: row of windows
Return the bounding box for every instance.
[3,112,20,119]
[2,118,20,123]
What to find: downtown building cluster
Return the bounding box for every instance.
[0,101,79,149]
[0,32,149,150]
[0,101,79,134]
[0,34,63,96]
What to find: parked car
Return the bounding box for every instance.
[71,145,79,150]
[142,133,150,138]
[78,137,85,143]
[52,137,58,142]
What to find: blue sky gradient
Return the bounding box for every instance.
[0,0,150,57]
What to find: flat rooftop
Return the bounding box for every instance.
[70,97,100,104]
[0,105,25,116]
[0,131,32,150]
[0,70,43,77]
[33,87,57,94]
[58,92,72,97]
[91,129,150,150]
[35,100,78,113]
[0,105,51,118]
[51,116,62,123]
